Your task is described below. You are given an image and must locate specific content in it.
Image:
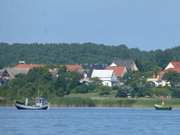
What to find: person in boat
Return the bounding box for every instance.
[161,101,165,106]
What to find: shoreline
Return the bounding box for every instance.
[1,97,180,108]
[1,106,180,109]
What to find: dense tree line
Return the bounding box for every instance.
[0,43,180,72]
[1,66,180,103]
[0,66,101,100]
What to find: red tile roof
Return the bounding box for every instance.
[106,66,126,77]
[166,61,180,73]
[15,64,44,70]
[66,64,83,72]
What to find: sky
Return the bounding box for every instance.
[0,0,180,50]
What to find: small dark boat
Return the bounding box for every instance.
[154,104,172,110]
[15,97,48,110]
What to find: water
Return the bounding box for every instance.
[0,107,180,135]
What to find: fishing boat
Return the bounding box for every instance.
[15,97,48,110]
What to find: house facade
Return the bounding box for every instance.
[91,69,118,87]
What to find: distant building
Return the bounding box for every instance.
[147,70,171,87]
[112,59,138,71]
[15,63,44,71]
[148,61,180,87]
[147,77,171,87]
[66,64,83,73]
[0,63,44,82]
[164,61,180,73]
[18,60,26,64]
[91,69,118,87]
[106,64,127,78]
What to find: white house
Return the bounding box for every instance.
[147,77,171,87]
[91,69,118,87]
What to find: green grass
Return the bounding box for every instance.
[50,97,95,107]
[2,92,180,107]
[49,95,180,107]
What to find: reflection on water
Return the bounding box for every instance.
[0,107,180,135]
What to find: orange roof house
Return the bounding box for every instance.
[66,64,83,73]
[15,64,44,71]
[164,61,180,73]
[106,66,127,77]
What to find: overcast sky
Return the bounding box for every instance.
[0,0,180,50]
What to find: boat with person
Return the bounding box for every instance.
[15,97,48,110]
[154,104,172,110]
[154,99,172,110]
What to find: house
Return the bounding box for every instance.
[0,63,44,81]
[147,70,171,87]
[112,59,138,71]
[49,68,59,78]
[106,64,127,78]
[147,61,180,87]
[91,69,118,87]
[79,71,91,84]
[0,69,8,86]
[164,61,180,73]
[0,67,34,80]
[15,63,44,71]
[66,64,83,73]
[0,68,28,85]
[147,77,171,87]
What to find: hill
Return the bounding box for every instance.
[0,42,180,71]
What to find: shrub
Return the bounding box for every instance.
[116,85,133,97]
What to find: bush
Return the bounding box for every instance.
[171,87,180,98]
[116,85,133,97]
[150,87,171,96]
[72,84,97,94]
[98,86,111,96]
[72,84,89,93]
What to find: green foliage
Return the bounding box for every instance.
[50,97,95,107]
[0,43,180,72]
[55,67,81,96]
[1,43,180,102]
[98,86,111,96]
[116,85,133,97]
[122,71,152,97]
[163,72,180,98]
[171,87,180,98]
[163,72,180,87]
[150,87,171,96]
[0,66,83,99]
[72,84,89,93]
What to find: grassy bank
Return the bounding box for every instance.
[49,97,180,108]
[1,94,180,107]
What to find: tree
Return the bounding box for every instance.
[116,85,133,97]
[163,71,180,87]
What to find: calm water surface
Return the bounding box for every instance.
[0,107,180,135]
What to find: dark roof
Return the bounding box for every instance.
[82,64,107,70]
[113,59,138,71]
